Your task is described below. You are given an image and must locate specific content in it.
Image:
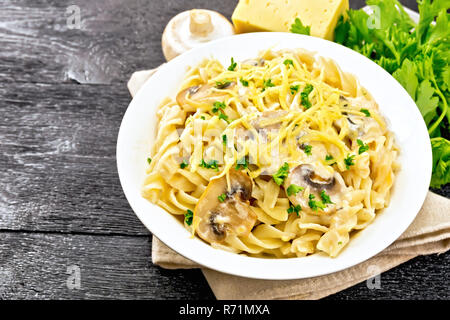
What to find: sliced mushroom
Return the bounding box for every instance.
[176,82,236,111]
[241,58,265,67]
[284,163,347,214]
[194,169,256,244]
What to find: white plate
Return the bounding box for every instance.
[117,32,431,280]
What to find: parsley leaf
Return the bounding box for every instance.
[212,101,226,113]
[262,78,275,92]
[147,157,152,164]
[430,137,450,188]
[235,157,249,170]
[184,209,193,226]
[320,190,333,205]
[308,194,326,211]
[287,204,302,216]
[344,154,355,170]
[218,193,227,203]
[283,59,294,67]
[273,162,289,185]
[301,84,314,109]
[302,144,312,156]
[240,78,249,87]
[228,57,237,71]
[180,160,188,169]
[286,184,304,196]
[357,139,370,154]
[290,85,300,95]
[222,134,227,146]
[200,159,219,171]
[290,18,311,35]
[360,108,371,117]
[215,79,232,89]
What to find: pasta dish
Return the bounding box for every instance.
[142,49,400,258]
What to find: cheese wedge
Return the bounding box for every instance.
[231,0,349,40]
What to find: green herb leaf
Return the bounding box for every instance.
[344,154,355,170]
[287,184,304,196]
[184,209,193,226]
[283,59,294,67]
[200,159,219,171]
[262,78,275,92]
[218,193,227,203]
[360,108,371,117]
[290,17,311,35]
[180,160,188,169]
[212,101,226,113]
[287,204,302,216]
[147,157,152,164]
[228,57,237,71]
[308,194,326,211]
[290,85,300,95]
[301,84,314,109]
[235,157,249,170]
[222,134,227,146]
[273,162,289,185]
[357,139,370,154]
[320,190,333,205]
[430,137,450,188]
[240,78,249,87]
[303,144,312,156]
[215,79,232,89]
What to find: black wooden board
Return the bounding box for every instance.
[0,0,448,300]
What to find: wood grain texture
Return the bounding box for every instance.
[0,232,214,299]
[0,82,148,235]
[0,0,447,300]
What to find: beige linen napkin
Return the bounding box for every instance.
[128,69,450,300]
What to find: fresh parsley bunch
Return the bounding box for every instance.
[334,0,449,188]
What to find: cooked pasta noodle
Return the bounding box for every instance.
[142,49,400,258]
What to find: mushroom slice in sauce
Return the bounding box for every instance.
[284,163,347,214]
[242,58,265,67]
[176,82,236,111]
[194,169,256,244]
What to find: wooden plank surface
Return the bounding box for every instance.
[0,0,448,300]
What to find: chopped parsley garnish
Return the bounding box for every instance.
[184,209,193,226]
[201,116,206,120]
[215,79,232,89]
[325,154,336,165]
[262,78,275,92]
[218,193,227,203]
[290,17,311,35]
[180,160,188,169]
[338,241,343,245]
[308,194,326,211]
[200,159,219,171]
[303,144,312,156]
[283,59,294,67]
[222,134,227,146]
[235,157,249,170]
[212,101,226,113]
[300,84,314,109]
[357,139,369,154]
[218,111,229,123]
[239,78,249,87]
[360,108,371,117]
[344,154,356,170]
[286,184,304,196]
[228,57,237,71]
[272,162,289,185]
[320,190,333,205]
[290,85,300,95]
[287,204,302,216]
[147,157,152,164]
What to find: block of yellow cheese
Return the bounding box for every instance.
[231,0,349,40]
